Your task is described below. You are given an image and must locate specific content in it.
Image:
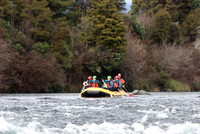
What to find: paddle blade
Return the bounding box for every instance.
[129,94,133,97]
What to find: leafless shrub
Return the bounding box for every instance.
[15,52,65,93]
[120,34,200,90]
[119,35,150,90]
[152,44,197,86]
[125,37,147,75]
[137,13,154,39]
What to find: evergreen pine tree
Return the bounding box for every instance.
[132,0,166,15]
[21,0,54,42]
[47,0,75,18]
[153,9,172,43]
[0,0,13,21]
[87,0,126,71]
[183,8,200,37]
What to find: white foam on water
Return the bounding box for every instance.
[63,122,133,134]
[0,111,18,116]
[138,109,160,114]
[144,126,164,134]
[192,113,200,118]
[156,112,168,119]
[63,122,200,134]
[0,117,51,134]
[141,114,149,122]
[131,123,144,132]
[1,116,200,134]
[166,122,200,134]
[171,108,177,113]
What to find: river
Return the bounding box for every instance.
[0,92,200,134]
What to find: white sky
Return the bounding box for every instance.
[125,0,132,11]
[125,0,132,4]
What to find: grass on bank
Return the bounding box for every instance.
[166,79,191,92]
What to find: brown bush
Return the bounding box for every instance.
[137,13,154,39]
[151,44,200,90]
[120,31,200,91]
[119,33,150,90]
[0,39,15,92]
[0,41,66,93]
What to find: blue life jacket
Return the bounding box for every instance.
[114,80,122,89]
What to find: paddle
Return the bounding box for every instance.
[101,79,108,88]
[81,86,85,91]
[123,86,133,97]
[102,79,112,97]
[81,81,87,91]
[114,81,133,97]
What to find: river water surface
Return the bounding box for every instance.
[0,92,200,134]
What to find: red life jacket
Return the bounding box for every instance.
[113,80,119,88]
[85,86,90,89]
[106,81,111,88]
[91,83,99,87]
[119,78,125,85]
[89,82,93,87]
[94,83,98,87]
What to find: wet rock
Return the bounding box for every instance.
[132,90,139,95]
[132,90,151,95]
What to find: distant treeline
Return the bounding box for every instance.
[0,0,200,93]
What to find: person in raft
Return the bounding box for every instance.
[91,76,99,87]
[113,76,122,90]
[118,73,125,88]
[82,76,93,91]
[87,76,93,87]
[102,76,115,91]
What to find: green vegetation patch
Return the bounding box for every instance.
[166,80,191,92]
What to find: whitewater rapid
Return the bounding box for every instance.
[0,92,200,134]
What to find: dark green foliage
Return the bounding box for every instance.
[52,17,71,44]
[192,0,200,9]
[135,78,149,91]
[166,79,191,92]
[153,9,172,43]
[88,0,126,51]
[47,0,75,18]
[182,8,200,37]
[51,40,72,71]
[132,0,166,15]
[156,70,170,90]
[196,81,200,90]
[168,23,181,43]
[0,19,9,39]
[0,0,13,21]
[32,42,50,57]
[66,6,82,26]
[21,0,54,42]
[131,22,145,40]
[133,0,193,22]
[114,0,126,11]
[87,0,126,71]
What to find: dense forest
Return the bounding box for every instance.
[0,0,200,93]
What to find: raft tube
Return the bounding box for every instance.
[79,87,127,98]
